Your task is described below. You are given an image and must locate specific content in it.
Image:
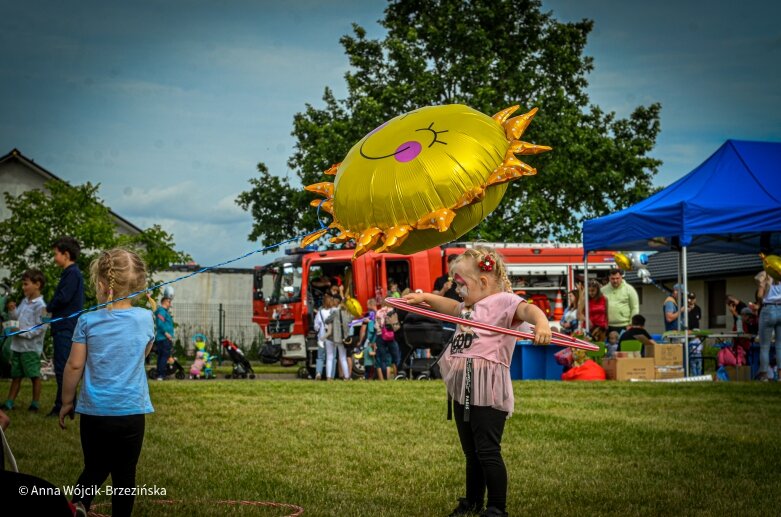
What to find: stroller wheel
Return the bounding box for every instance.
[147,368,157,380]
[394,372,407,380]
[416,374,430,380]
[249,374,256,379]
[175,371,185,380]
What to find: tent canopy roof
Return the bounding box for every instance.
[583,140,781,253]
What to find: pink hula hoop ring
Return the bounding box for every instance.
[384,297,598,351]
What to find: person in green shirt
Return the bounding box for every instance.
[600,269,639,334]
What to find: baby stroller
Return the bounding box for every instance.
[147,355,186,380]
[398,312,447,380]
[221,339,255,379]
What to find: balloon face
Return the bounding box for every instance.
[302,104,551,258]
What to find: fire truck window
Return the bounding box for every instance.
[272,262,302,303]
[386,259,411,294]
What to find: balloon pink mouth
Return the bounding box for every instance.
[394,141,422,162]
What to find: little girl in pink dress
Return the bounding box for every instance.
[404,247,551,517]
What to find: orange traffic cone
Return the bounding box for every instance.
[552,291,564,320]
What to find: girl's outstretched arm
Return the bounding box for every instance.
[514,302,552,345]
[402,292,460,317]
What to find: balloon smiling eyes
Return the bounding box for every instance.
[359,122,449,163]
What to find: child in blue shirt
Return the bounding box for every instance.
[59,248,155,517]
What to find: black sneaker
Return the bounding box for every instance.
[28,404,39,412]
[479,507,508,517]
[46,408,59,418]
[449,497,482,516]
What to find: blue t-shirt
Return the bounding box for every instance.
[663,300,679,331]
[72,307,155,416]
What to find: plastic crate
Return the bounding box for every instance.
[510,340,564,380]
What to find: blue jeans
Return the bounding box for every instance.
[759,304,781,375]
[386,339,401,371]
[155,339,172,378]
[315,344,326,378]
[53,329,75,411]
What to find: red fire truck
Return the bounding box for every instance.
[252,243,615,370]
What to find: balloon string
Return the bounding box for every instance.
[6,211,330,338]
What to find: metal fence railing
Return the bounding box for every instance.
[169,302,261,357]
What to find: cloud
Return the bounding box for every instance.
[110,182,249,225]
[128,215,273,269]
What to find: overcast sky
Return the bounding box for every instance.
[1,0,779,270]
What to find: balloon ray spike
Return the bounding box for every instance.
[414,208,456,232]
[510,140,553,155]
[504,107,539,140]
[376,225,412,253]
[492,105,519,124]
[324,162,341,176]
[304,182,334,198]
[353,227,383,258]
[300,228,329,248]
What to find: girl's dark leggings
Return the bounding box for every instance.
[453,402,508,511]
[73,413,145,517]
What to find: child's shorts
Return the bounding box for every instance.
[11,351,41,379]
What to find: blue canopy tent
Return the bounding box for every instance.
[582,139,781,375]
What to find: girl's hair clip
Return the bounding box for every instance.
[479,255,495,272]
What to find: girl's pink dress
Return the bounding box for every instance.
[438,292,530,417]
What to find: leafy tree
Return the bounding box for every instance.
[0,180,191,304]
[238,0,661,247]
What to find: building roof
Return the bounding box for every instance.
[625,251,763,284]
[0,148,143,235]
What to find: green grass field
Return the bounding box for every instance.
[3,378,781,516]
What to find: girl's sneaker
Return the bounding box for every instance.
[449,498,482,516]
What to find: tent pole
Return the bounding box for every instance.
[584,253,589,333]
[682,246,690,377]
[677,252,683,331]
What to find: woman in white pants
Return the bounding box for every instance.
[326,295,352,380]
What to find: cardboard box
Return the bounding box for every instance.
[723,365,752,382]
[646,343,683,367]
[655,366,685,380]
[604,358,655,381]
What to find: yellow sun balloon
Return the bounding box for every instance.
[302,104,551,258]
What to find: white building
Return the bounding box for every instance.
[0,148,142,282]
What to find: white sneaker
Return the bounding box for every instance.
[156,377,164,381]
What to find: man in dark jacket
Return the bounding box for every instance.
[46,237,84,417]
